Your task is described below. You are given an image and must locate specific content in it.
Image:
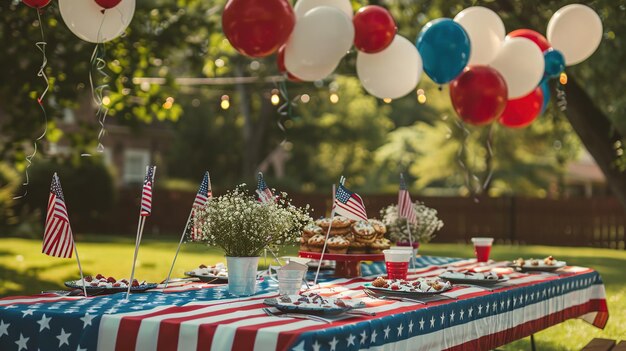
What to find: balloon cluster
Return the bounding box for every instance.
[222,1,602,130]
[429,5,602,128]
[222,0,423,99]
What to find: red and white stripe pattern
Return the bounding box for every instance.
[95,260,607,351]
[140,166,156,216]
[398,174,417,225]
[193,171,212,208]
[333,183,367,221]
[42,173,75,258]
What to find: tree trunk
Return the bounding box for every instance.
[565,78,626,211]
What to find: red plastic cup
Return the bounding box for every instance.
[471,237,494,262]
[383,249,411,280]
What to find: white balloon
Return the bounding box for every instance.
[290,59,341,82]
[285,6,354,81]
[59,0,136,43]
[489,37,544,99]
[294,0,353,19]
[356,35,423,99]
[547,4,603,66]
[454,6,505,65]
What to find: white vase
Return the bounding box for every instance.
[226,256,259,296]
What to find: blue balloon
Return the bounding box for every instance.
[416,18,471,84]
[540,80,550,114]
[543,48,565,79]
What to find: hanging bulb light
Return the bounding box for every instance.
[383,98,392,104]
[221,95,230,110]
[270,89,280,106]
[330,93,339,104]
[559,72,568,85]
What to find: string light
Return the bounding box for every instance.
[329,93,339,104]
[221,95,230,110]
[300,94,310,103]
[215,58,225,68]
[102,96,111,106]
[416,88,426,104]
[162,96,174,110]
[559,72,568,85]
[383,98,392,104]
[271,89,280,106]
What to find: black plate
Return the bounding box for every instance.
[264,297,363,316]
[184,272,228,283]
[64,281,157,294]
[437,275,509,286]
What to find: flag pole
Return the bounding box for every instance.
[72,237,88,297]
[164,211,193,288]
[126,215,145,300]
[405,222,417,270]
[313,183,337,285]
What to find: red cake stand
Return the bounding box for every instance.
[298,251,385,278]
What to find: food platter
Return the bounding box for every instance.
[264,293,365,316]
[362,277,453,296]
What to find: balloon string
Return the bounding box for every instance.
[82,18,109,157]
[275,78,298,145]
[482,123,495,191]
[556,82,567,112]
[14,9,49,200]
[452,119,481,201]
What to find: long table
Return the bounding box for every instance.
[0,256,608,350]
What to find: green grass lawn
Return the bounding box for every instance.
[0,236,624,350]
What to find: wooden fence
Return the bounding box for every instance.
[75,190,626,249]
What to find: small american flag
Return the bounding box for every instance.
[333,183,367,221]
[140,166,156,216]
[257,172,274,203]
[42,173,75,258]
[193,172,212,208]
[398,174,417,225]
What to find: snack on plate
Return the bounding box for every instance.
[327,236,350,254]
[302,224,323,239]
[369,219,387,239]
[440,269,500,280]
[72,274,144,288]
[352,220,377,243]
[514,258,525,266]
[368,277,452,293]
[275,292,362,310]
[369,238,391,254]
[191,263,227,277]
[307,234,326,253]
[544,255,556,266]
[530,259,539,266]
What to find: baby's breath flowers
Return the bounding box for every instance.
[193,185,311,257]
[381,201,444,244]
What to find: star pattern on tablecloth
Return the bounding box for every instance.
[21,309,34,317]
[346,333,356,346]
[408,320,414,333]
[477,305,482,315]
[468,306,474,317]
[359,330,367,345]
[328,337,338,351]
[312,340,321,351]
[397,323,404,337]
[440,313,445,325]
[77,347,87,351]
[37,314,51,332]
[0,320,9,338]
[15,333,29,351]
[459,309,465,320]
[371,329,377,343]
[449,310,455,322]
[429,316,435,328]
[56,328,71,347]
[383,325,391,339]
[80,314,94,329]
[418,318,424,330]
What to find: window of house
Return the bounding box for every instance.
[123,149,150,184]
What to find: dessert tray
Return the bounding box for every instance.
[185,263,228,282]
[363,277,453,295]
[508,256,566,272]
[65,274,156,294]
[264,293,366,316]
[439,270,509,285]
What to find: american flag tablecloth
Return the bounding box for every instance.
[0,256,608,351]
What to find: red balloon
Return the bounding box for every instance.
[499,86,543,128]
[507,29,551,52]
[222,0,295,58]
[23,0,51,9]
[353,5,397,53]
[449,66,508,125]
[277,45,302,82]
[95,0,122,9]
